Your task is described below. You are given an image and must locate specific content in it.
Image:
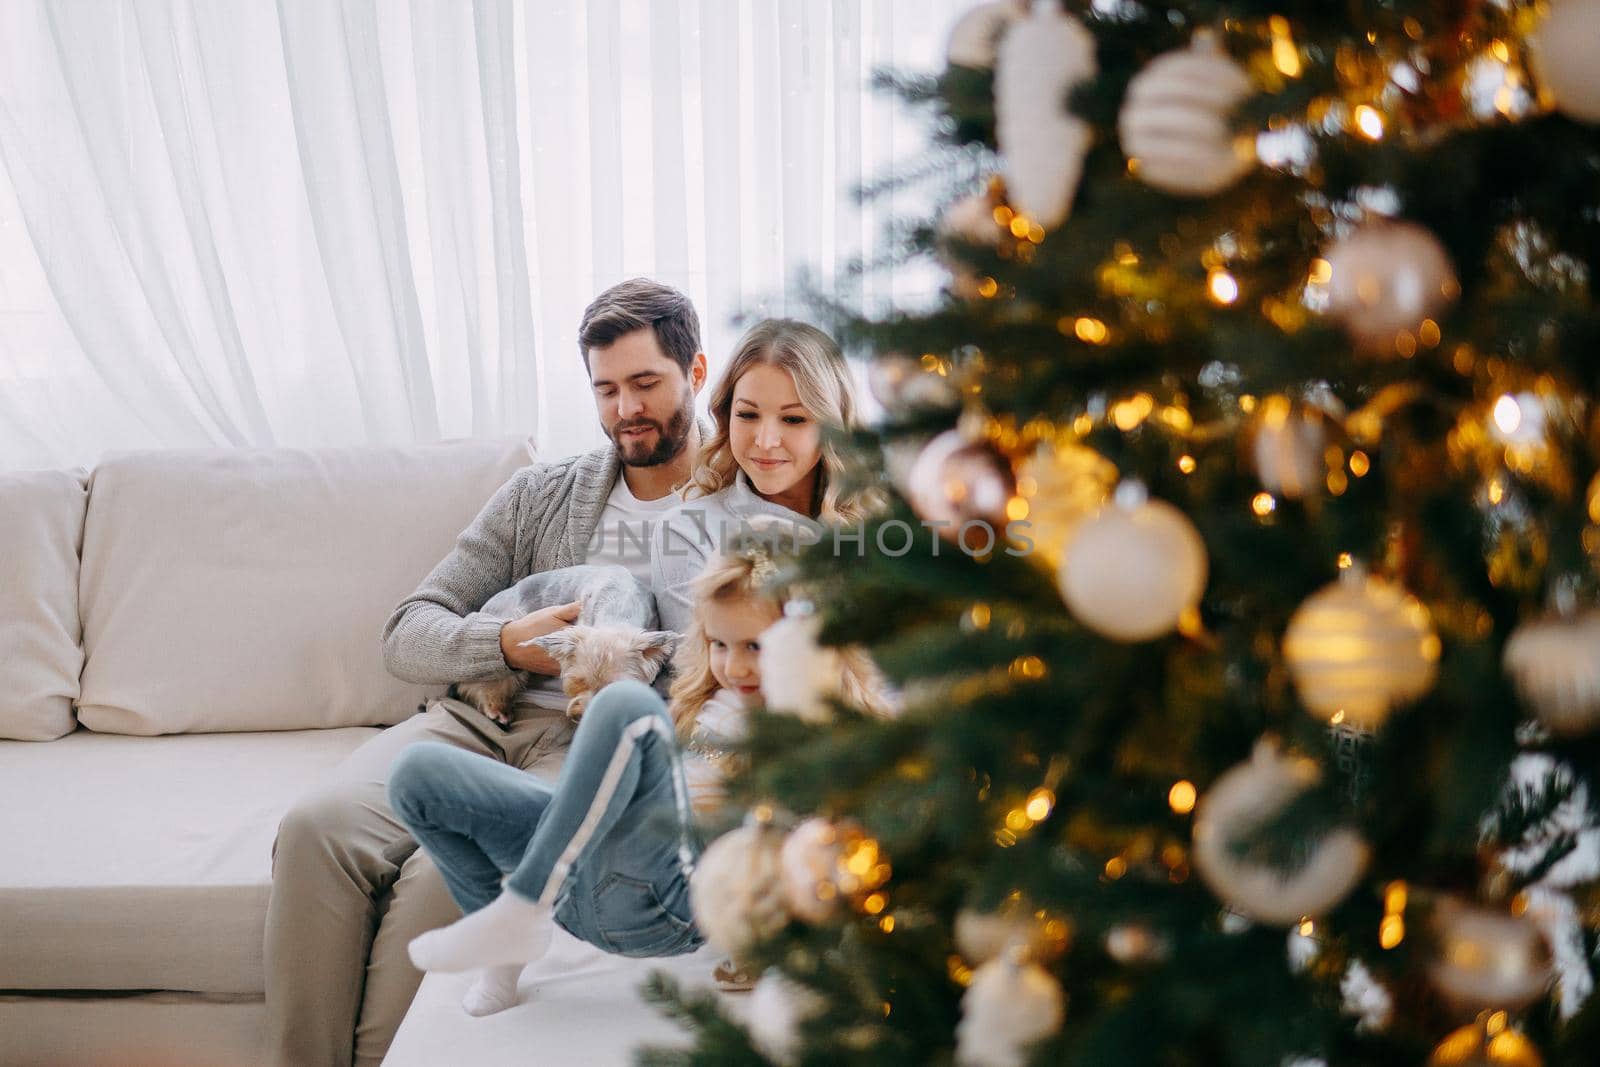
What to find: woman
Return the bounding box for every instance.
[651,317,874,634]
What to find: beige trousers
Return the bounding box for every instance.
[263,698,574,1067]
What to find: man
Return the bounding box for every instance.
[263,278,710,1067]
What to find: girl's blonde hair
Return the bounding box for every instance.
[687,318,875,525]
[666,541,891,735]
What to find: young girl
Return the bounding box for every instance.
[387,536,887,1016]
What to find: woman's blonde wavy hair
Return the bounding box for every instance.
[666,543,892,737]
[686,318,874,524]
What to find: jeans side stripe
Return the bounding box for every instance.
[535,713,696,906]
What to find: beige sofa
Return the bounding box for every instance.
[0,439,532,1066]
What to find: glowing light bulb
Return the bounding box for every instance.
[1025,789,1055,821]
[1270,16,1301,78]
[1492,394,1523,435]
[1354,105,1385,141]
[1490,391,1547,446]
[1208,269,1240,304]
[1074,317,1109,344]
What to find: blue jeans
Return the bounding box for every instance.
[387,680,703,959]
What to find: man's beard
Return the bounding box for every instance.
[611,390,694,468]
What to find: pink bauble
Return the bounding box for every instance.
[1530,1,1600,122]
[1323,221,1458,349]
[906,430,1015,544]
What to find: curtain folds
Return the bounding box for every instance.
[0,0,961,471]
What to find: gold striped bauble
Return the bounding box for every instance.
[1118,32,1256,198]
[1282,568,1440,729]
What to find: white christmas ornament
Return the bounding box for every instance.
[1106,923,1170,965]
[1058,482,1208,642]
[746,972,825,1066]
[1283,567,1441,729]
[1119,33,1257,197]
[1251,395,1329,499]
[1504,610,1600,736]
[870,356,960,414]
[689,822,790,961]
[1322,221,1459,349]
[955,957,1066,1067]
[946,1,1025,71]
[759,603,844,724]
[779,818,847,924]
[1529,0,1600,122]
[1429,899,1554,1011]
[994,4,1096,229]
[955,908,1045,965]
[1192,739,1371,925]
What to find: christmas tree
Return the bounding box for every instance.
[646,2,1600,1064]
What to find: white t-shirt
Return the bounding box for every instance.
[518,475,680,711]
[582,475,682,583]
[650,472,821,635]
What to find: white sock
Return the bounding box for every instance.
[407,891,554,973]
[460,963,525,1017]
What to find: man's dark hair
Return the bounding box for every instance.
[578,278,701,375]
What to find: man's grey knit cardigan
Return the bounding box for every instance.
[381,446,622,687]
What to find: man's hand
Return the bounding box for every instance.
[499,601,581,675]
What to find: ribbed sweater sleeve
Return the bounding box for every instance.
[380,445,619,687]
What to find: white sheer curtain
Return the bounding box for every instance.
[0,0,962,471]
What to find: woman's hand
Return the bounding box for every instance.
[499,601,581,674]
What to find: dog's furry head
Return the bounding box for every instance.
[530,624,678,720]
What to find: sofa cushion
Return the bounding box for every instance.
[77,438,530,734]
[0,727,379,992]
[0,468,88,741]
[0,992,266,1067]
[386,933,725,1067]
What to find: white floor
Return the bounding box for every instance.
[384,927,742,1066]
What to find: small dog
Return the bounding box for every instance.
[456,564,676,725]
